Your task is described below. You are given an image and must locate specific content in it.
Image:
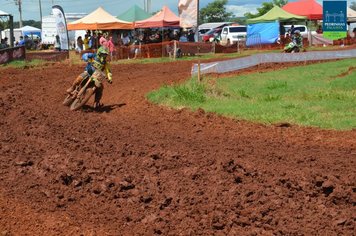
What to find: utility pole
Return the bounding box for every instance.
[143,0,151,13]
[15,0,23,28]
[147,0,151,13]
[39,0,42,29]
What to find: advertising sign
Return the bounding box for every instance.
[178,0,198,28]
[323,0,347,40]
[52,5,69,50]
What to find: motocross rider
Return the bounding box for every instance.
[292,30,303,50]
[66,53,96,93]
[90,45,113,108]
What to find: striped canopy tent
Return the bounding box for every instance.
[67,7,133,30]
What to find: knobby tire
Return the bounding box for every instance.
[70,87,95,111]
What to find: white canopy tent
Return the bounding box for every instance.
[1,25,41,42]
[0,10,10,15]
[347,7,356,23]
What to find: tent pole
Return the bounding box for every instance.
[9,15,14,48]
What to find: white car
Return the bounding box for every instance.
[220,25,247,45]
[284,25,316,38]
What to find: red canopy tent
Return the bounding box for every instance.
[282,0,322,20]
[134,6,180,28]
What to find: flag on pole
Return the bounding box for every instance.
[178,0,198,28]
[52,5,69,50]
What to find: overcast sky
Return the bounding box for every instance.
[0,0,354,22]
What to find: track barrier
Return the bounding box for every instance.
[191,49,356,75]
[26,51,69,61]
[0,46,26,64]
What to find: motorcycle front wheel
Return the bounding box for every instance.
[63,93,76,106]
[70,87,96,111]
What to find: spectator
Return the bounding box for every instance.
[76,36,84,52]
[132,34,144,59]
[18,36,25,46]
[179,33,188,42]
[279,23,286,36]
[90,33,97,49]
[290,24,295,35]
[54,35,61,51]
[353,27,356,38]
[83,34,90,50]
[122,33,131,46]
[187,29,195,42]
[107,36,115,59]
[316,25,323,34]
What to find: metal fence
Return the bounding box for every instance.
[192,49,356,75]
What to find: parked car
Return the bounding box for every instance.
[220,25,247,45]
[202,27,223,43]
[284,25,316,38]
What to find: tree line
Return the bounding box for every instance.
[199,0,356,24]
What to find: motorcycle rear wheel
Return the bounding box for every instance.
[70,87,95,111]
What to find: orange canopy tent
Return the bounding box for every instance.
[134,6,180,28]
[67,7,133,30]
[282,0,322,20]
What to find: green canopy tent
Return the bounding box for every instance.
[118,5,151,22]
[246,6,306,24]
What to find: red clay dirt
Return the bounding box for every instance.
[0,60,355,235]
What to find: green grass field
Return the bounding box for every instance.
[147,59,356,130]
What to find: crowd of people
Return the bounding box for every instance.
[73,29,197,59]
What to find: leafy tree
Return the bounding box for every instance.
[199,0,233,23]
[229,16,247,25]
[0,17,10,31]
[244,0,288,19]
[350,1,356,11]
[14,20,41,29]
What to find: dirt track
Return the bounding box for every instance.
[0,60,355,235]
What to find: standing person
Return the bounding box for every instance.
[122,33,131,46]
[83,34,90,50]
[76,36,84,52]
[54,35,61,51]
[107,36,116,60]
[18,36,25,46]
[90,33,97,49]
[187,29,195,42]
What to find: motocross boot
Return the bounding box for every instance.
[66,75,83,93]
[93,85,104,109]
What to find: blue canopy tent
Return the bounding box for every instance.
[246,6,306,46]
[21,26,41,39]
[246,22,280,46]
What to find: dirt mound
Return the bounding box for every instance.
[0,60,355,235]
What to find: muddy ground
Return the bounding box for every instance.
[0,60,355,235]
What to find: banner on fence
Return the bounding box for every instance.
[0,46,25,64]
[323,0,347,40]
[178,0,198,28]
[52,5,69,50]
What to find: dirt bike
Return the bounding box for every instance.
[284,41,301,53]
[63,75,97,111]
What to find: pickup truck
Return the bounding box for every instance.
[220,25,247,45]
